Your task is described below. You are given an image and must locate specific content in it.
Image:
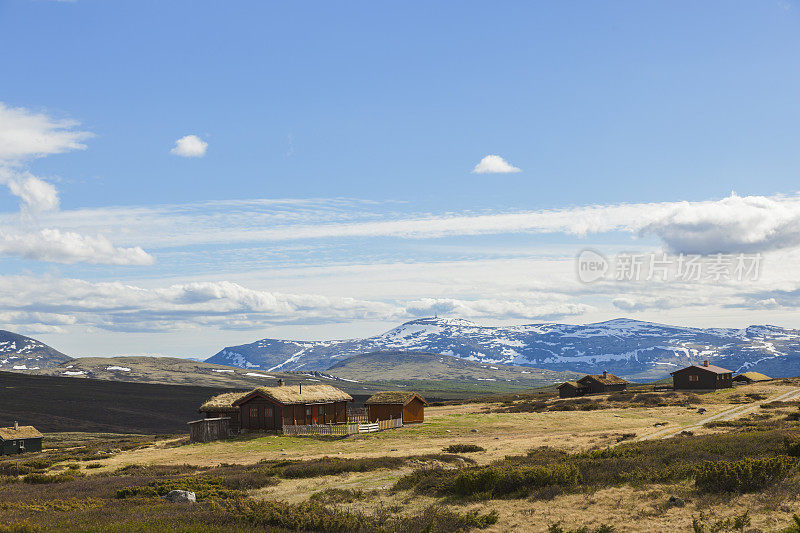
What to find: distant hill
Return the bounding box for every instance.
[206,317,800,381]
[0,330,71,371]
[326,351,581,387]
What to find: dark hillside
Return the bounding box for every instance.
[0,371,234,434]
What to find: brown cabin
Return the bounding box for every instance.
[558,371,628,398]
[233,384,352,431]
[0,424,43,455]
[365,391,427,423]
[671,361,733,390]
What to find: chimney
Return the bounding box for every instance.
[602,370,608,379]
[703,360,709,367]
[299,383,302,394]
[14,421,18,431]
[277,378,284,387]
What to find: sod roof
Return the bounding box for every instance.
[0,426,43,440]
[364,391,427,405]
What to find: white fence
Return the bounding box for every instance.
[282,418,402,437]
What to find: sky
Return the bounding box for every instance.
[2,0,800,358]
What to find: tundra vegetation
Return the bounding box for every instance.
[2,381,800,531]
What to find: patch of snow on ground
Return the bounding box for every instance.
[211,369,235,373]
[245,372,273,378]
[62,370,85,375]
[12,365,27,370]
[106,366,131,372]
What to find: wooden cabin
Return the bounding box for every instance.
[232,384,353,431]
[671,361,733,390]
[733,372,771,384]
[558,371,627,398]
[198,391,246,433]
[0,423,43,455]
[365,391,427,423]
[557,381,586,398]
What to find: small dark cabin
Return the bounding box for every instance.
[0,423,43,455]
[557,381,586,398]
[671,361,733,390]
[365,391,427,423]
[199,391,245,433]
[233,383,352,431]
[558,371,628,398]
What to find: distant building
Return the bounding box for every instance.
[557,371,628,398]
[365,392,427,423]
[733,372,772,384]
[0,423,43,455]
[671,361,733,390]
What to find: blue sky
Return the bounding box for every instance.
[2,1,800,357]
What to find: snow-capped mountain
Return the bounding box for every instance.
[0,330,72,371]
[205,317,800,381]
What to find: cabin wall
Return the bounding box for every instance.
[673,369,733,390]
[239,397,282,430]
[402,398,425,423]
[0,437,42,455]
[368,404,402,422]
[203,410,240,432]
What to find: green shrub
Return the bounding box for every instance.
[443,444,485,453]
[310,488,369,504]
[116,475,245,500]
[695,456,797,493]
[22,472,80,484]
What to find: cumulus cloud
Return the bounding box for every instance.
[640,193,800,254]
[472,155,521,174]
[170,134,208,158]
[0,229,155,265]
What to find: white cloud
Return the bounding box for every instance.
[640,193,800,254]
[5,172,59,212]
[0,103,92,164]
[171,134,208,158]
[0,229,154,265]
[0,102,156,265]
[472,154,521,174]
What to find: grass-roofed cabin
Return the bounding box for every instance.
[0,423,43,455]
[558,371,627,398]
[198,392,246,433]
[733,371,772,384]
[233,384,353,431]
[671,361,733,390]
[365,391,427,423]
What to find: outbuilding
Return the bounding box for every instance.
[557,381,587,398]
[365,391,427,423]
[671,361,733,390]
[733,372,772,384]
[0,423,43,455]
[198,391,246,433]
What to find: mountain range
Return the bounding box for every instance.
[206,317,800,381]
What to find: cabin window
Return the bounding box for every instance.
[306,407,311,416]
[249,407,258,419]
[265,407,273,418]
[689,375,699,382]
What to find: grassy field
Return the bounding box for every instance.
[3,380,800,532]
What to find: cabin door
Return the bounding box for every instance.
[311,405,319,424]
